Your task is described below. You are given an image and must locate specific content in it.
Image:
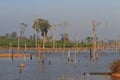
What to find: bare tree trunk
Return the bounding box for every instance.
[43,32,46,48]
[17,36,20,54]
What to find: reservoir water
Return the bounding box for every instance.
[0,49,120,80]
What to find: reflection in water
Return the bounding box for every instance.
[18,64,26,75]
[0,49,120,80]
[19,68,22,75]
[67,50,70,63]
[62,50,64,62]
[30,53,32,60]
[41,63,47,80]
[74,51,77,70]
[57,73,76,80]
[37,57,40,63]
[49,60,51,66]
[57,72,90,80]
[11,50,14,60]
[18,66,26,75]
[42,49,45,64]
[82,72,90,80]
[90,47,92,59]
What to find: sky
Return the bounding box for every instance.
[0,0,120,40]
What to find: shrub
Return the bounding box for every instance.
[110,60,120,73]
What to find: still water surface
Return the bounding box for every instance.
[0,50,120,80]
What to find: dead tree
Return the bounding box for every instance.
[92,20,100,59]
[20,23,27,41]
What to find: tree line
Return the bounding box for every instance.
[0,18,95,48]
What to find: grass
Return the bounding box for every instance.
[0,38,92,48]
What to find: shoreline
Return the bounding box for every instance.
[0,53,29,58]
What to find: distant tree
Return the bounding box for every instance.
[61,33,69,41]
[20,23,27,40]
[32,18,52,37]
[46,36,52,42]
[85,36,93,43]
[30,33,41,41]
[4,33,9,38]
[33,33,36,41]
[10,32,17,39]
[29,35,33,41]
[49,34,53,42]
[3,32,17,39]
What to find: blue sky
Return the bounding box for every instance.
[0,0,120,40]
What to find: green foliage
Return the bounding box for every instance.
[85,36,93,43]
[0,37,93,48]
[61,33,69,41]
[0,18,94,48]
[32,18,52,37]
[0,33,93,48]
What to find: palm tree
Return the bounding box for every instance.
[32,18,51,36]
[32,18,52,48]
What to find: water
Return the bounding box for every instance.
[0,50,120,80]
